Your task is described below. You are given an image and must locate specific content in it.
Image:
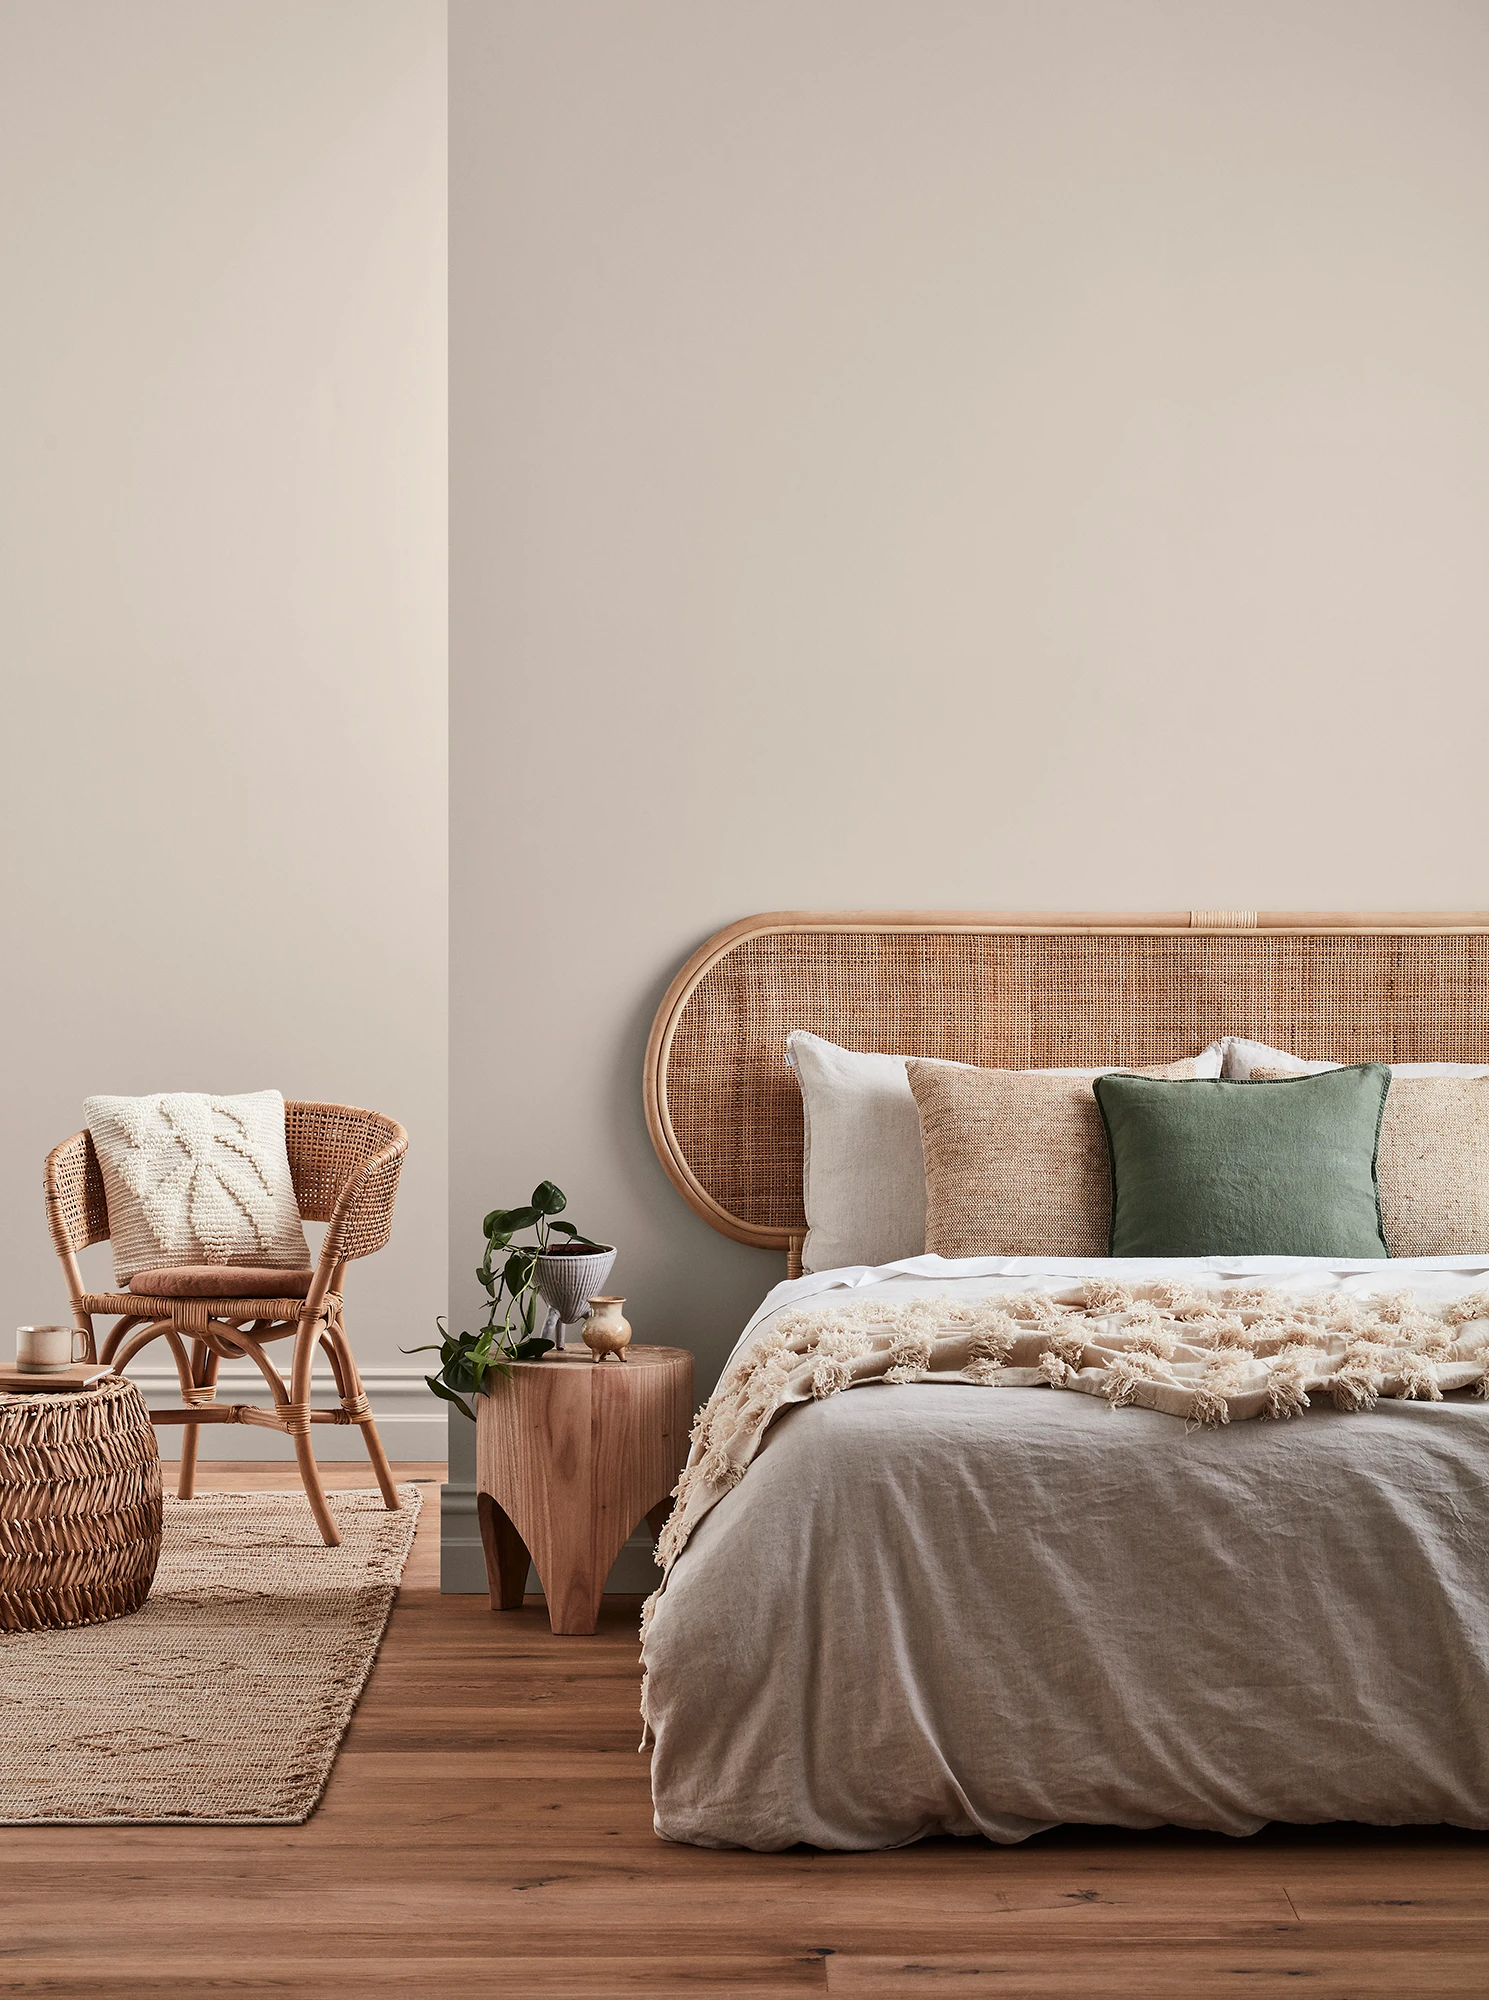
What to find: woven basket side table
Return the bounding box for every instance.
[476,1345,694,1636]
[0,1376,163,1632]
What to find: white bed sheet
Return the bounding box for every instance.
[645,1255,1489,1851]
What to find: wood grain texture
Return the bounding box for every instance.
[476,1347,694,1634]
[826,1947,1489,1997]
[3,1461,1486,2000]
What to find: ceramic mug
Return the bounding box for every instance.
[15,1325,89,1372]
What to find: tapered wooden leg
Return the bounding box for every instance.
[477,1491,532,1611]
[542,1561,606,1636]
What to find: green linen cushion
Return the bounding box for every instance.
[1091,1066,1391,1259]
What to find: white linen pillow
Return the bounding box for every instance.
[84,1089,311,1286]
[1221,1036,1489,1080]
[1221,1038,1337,1079]
[786,1031,1224,1274]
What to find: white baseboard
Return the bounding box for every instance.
[439,1479,662,1596]
[128,1362,446,1463]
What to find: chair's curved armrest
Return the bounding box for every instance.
[44,1130,110,1313]
[321,1127,408,1265]
[45,1131,110,1261]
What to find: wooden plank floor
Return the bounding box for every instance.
[4,1462,1488,1998]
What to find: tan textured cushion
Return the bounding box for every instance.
[127,1265,316,1299]
[1252,1070,1489,1257]
[907,1058,1200,1258]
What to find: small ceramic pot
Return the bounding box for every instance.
[534,1246,617,1348]
[582,1297,631,1363]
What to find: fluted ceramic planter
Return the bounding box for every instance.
[534,1245,617,1349]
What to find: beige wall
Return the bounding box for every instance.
[2,0,448,1458]
[448,0,1489,1581]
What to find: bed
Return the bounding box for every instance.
[639,910,1489,1850]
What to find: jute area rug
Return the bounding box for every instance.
[0,1483,421,1826]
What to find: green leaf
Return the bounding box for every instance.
[531,1181,567,1216]
[545,1220,578,1239]
[511,1336,555,1360]
[503,1248,538,1291]
[485,1208,537,1239]
[425,1375,475,1421]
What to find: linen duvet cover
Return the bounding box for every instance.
[642,1254,1489,1851]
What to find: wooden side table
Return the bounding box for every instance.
[475,1345,694,1636]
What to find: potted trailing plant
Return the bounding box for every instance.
[409,1181,613,1419]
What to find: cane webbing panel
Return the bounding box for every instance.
[647,917,1489,1248]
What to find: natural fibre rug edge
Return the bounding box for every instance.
[0,1483,422,1827]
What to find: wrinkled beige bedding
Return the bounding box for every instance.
[643,1257,1489,1850]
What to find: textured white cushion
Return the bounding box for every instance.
[1221,1036,1489,1080]
[1221,1038,1336,1079]
[84,1090,311,1287]
[786,1032,1224,1274]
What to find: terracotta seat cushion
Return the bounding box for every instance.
[126,1265,316,1299]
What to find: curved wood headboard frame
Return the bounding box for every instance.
[644,909,1489,1265]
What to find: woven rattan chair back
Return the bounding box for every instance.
[43,1101,408,1547]
[46,1104,405,1265]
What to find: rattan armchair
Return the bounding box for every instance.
[43,1103,408,1547]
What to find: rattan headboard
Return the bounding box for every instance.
[644,909,1489,1264]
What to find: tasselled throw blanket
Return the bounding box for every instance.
[640,1270,1489,1660]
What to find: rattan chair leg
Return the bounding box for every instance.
[358,1414,400,1511]
[227,1324,294,1411]
[176,1341,220,1501]
[319,1329,351,1401]
[177,1420,200,1501]
[292,1426,340,1547]
[290,1314,340,1547]
[171,1325,199,1502]
[325,1314,400,1511]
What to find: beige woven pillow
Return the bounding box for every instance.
[1252,1069,1489,1257]
[84,1089,311,1287]
[906,1058,1201,1258]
